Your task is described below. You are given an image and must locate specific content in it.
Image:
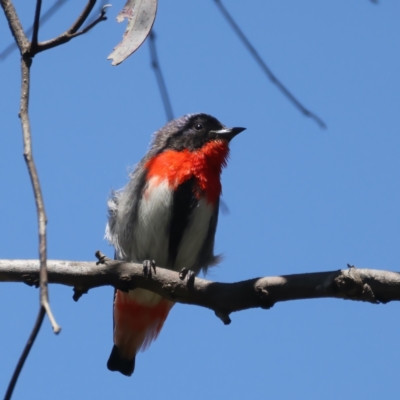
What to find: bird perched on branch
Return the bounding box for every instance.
[105,113,245,376]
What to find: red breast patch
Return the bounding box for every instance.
[145,140,230,205]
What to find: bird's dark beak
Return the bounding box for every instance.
[211,127,246,141]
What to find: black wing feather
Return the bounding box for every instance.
[168,178,198,266]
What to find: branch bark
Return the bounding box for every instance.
[19,54,60,334]
[0,0,29,52]
[1,258,399,324]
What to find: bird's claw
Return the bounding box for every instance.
[143,260,156,278]
[179,267,196,288]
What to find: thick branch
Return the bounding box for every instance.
[1,259,399,323]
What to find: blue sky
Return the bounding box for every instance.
[1,1,400,399]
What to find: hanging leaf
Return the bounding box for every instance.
[108,0,158,66]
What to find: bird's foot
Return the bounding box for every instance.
[143,260,156,278]
[179,267,196,288]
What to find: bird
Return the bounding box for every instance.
[105,113,245,376]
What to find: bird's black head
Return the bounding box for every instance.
[149,113,246,154]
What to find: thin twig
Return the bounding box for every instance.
[213,0,327,129]
[19,55,60,334]
[0,3,58,397]
[5,53,62,400]
[31,0,42,50]
[69,5,109,37]
[0,0,107,61]
[1,0,110,397]
[0,0,68,61]
[83,0,108,28]
[148,30,174,122]
[69,0,97,34]
[34,4,109,54]
[3,308,45,400]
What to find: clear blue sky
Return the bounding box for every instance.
[1,1,400,399]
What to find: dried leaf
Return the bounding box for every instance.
[108,0,157,66]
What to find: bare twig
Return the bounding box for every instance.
[213,0,326,129]
[0,0,108,397]
[31,0,42,50]
[0,1,61,397]
[84,0,108,27]
[1,0,108,59]
[148,30,174,122]
[3,308,45,400]
[34,4,109,54]
[19,55,60,334]
[2,42,61,400]
[0,0,70,61]
[2,259,400,315]
[69,0,97,34]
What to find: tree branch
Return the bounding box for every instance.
[213,0,326,129]
[3,307,45,400]
[2,2,112,397]
[19,54,60,337]
[69,0,97,34]
[0,0,29,52]
[148,30,174,122]
[31,0,42,50]
[34,3,109,54]
[1,258,399,324]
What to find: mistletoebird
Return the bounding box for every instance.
[105,113,245,376]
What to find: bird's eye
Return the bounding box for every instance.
[194,123,203,131]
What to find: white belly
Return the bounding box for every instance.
[126,178,214,305]
[130,177,213,273]
[131,178,172,267]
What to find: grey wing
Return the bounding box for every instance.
[105,163,147,261]
[198,197,221,275]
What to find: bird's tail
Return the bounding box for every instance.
[107,345,136,376]
[107,289,174,376]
